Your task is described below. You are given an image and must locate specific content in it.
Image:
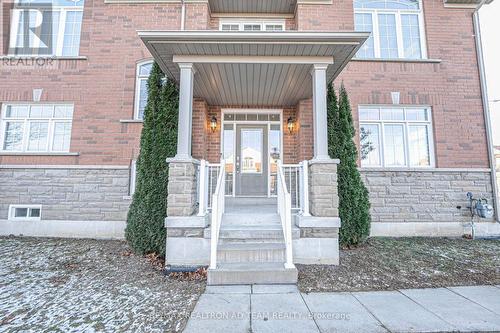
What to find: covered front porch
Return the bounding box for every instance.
[139,30,368,284]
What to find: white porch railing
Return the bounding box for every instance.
[197,160,221,216]
[281,161,310,216]
[277,161,294,269]
[209,160,225,269]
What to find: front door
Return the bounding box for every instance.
[235,124,268,196]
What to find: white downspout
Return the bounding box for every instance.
[473,0,500,222]
[180,0,186,30]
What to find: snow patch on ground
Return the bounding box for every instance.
[0,237,205,332]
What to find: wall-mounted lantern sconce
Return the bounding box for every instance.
[210,116,217,132]
[287,117,296,134]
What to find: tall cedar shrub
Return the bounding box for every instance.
[125,62,179,256]
[327,83,371,246]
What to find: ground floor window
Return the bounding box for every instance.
[359,106,434,167]
[8,204,42,220]
[1,103,73,153]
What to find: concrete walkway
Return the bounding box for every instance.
[183,284,500,332]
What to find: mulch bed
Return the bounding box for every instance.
[298,237,500,293]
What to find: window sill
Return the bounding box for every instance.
[360,167,491,173]
[352,58,442,63]
[0,152,80,156]
[119,119,144,123]
[0,56,88,61]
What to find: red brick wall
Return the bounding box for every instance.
[191,98,208,160]
[185,2,210,30]
[296,99,314,161]
[198,106,299,164]
[296,1,354,31]
[0,0,208,165]
[334,2,488,168]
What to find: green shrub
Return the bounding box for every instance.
[125,63,179,256]
[327,83,371,246]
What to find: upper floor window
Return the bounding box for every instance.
[135,61,153,120]
[359,106,434,168]
[1,103,73,152]
[9,0,84,56]
[220,20,285,32]
[354,0,427,60]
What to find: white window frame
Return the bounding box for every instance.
[359,105,435,168]
[8,204,42,221]
[0,103,74,153]
[219,19,285,31]
[221,109,283,198]
[8,2,84,57]
[129,159,137,196]
[134,60,153,120]
[354,0,427,59]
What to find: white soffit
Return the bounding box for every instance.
[139,31,369,106]
[208,0,296,14]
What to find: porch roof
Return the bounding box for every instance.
[138,31,369,106]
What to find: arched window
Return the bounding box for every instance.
[354,0,426,60]
[134,60,153,120]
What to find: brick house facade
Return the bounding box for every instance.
[0,0,498,247]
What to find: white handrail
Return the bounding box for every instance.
[277,160,294,269]
[197,160,221,216]
[209,159,225,270]
[281,161,310,216]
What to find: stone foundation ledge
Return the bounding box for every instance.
[165,215,208,238]
[0,219,125,239]
[292,214,340,265]
[370,221,500,237]
[294,215,341,238]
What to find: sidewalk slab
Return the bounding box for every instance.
[205,285,251,294]
[402,287,500,332]
[183,293,250,333]
[353,290,456,332]
[252,284,299,294]
[448,285,500,315]
[302,292,388,333]
[251,293,319,333]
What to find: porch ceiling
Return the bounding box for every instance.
[139,31,369,106]
[208,0,296,14]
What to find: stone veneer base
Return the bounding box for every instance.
[0,219,125,239]
[371,221,500,237]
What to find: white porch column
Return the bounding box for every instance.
[175,63,196,160]
[311,64,329,160]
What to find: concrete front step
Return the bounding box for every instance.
[217,242,286,263]
[204,225,300,239]
[207,262,298,285]
[222,213,281,226]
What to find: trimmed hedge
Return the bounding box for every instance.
[125,62,179,256]
[327,83,371,246]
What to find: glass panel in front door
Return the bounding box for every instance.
[223,123,234,195]
[241,129,263,174]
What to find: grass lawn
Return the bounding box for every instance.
[0,237,205,333]
[298,237,500,293]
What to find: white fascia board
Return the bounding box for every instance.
[172,55,334,65]
[138,30,370,44]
